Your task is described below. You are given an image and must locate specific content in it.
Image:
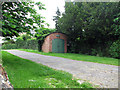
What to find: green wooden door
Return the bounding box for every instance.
[52,39,64,53]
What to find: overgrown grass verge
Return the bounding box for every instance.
[18,49,119,66]
[2,51,94,88]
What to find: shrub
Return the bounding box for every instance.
[91,48,103,57]
[25,38,38,50]
[2,44,17,49]
[15,37,38,50]
[91,49,97,56]
[109,40,120,59]
[15,37,24,48]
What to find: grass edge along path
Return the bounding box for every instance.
[18,49,119,66]
[2,51,95,88]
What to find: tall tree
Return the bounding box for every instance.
[111,2,120,37]
[58,2,119,55]
[53,7,61,32]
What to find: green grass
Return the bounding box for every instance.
[0,50,2,64]
[18,49,119,66]
[2,51,94,88]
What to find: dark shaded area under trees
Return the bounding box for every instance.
[55,2,120,58]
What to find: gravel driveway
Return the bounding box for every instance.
[5,50,119,88]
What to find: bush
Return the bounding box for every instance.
[15,37,24,48]
[91,48,103,57]
[25,38,38,50]
[2,38,38,50]
[91,49,97,56]
[2,44,17,49]
[109,40,120,59]
[15,37,38,50]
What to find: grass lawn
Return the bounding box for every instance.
[2,51,94,88]
[18,49,119,66]
[0,51,2,64]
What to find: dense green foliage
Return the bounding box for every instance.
[2,34,38,50]
[112,2,120,36]
[15,36,38,50]
[2,51,93,88]
[109,40,120,58]
[2,2,120,59]
[19,49,119,66]
[56,2,120,58]
[2,28,55,50]
[2,44,17,49]
[53,7,61,32]
[1,1,46,39]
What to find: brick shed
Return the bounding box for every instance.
[42,32,67,53]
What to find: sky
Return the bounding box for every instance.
[33,0,65,29]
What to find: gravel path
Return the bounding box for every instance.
[5,50,119,88]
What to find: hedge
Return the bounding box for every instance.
[2,38,38,50]
[109,40,120,59]
[2,44,18,49]
[15,38,38,50]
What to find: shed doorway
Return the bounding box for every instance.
[52,38,64,53]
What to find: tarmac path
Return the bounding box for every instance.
[5,50,119,88]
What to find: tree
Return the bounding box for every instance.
[111,2,120,37]
[1,1,46,39]
[53,7,61,32]
[58,2,119,56]
[108,2,120,58]
[58,2,90,53]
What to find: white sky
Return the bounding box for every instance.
[33,0,65,29]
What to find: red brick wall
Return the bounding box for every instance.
[42,33,67,53]
[42,36,50,53]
